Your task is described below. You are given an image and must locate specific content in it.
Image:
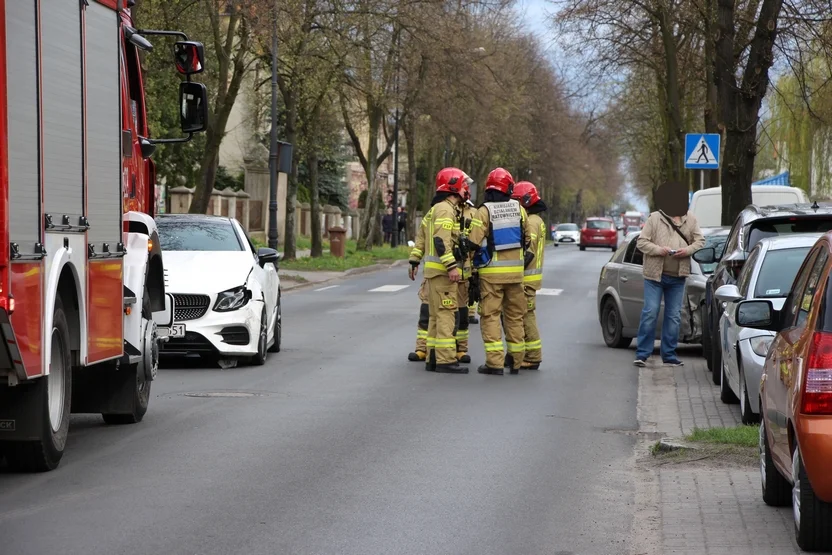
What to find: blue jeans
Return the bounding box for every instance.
[635,274,686,361]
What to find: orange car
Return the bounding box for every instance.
[735,232,832,552]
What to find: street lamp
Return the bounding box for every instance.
[390,30,402,248]
[268,0,279,250]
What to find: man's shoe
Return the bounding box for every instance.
[477,364,504,375]
[457,352,471,363]
[633,358,647,367]
[521,362,540,370]
[469,316,479,324]
[663,359,684,367]
[435,363,469,374]
[408,351,426,362]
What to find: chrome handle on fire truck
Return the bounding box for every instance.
[9,242,46,261]
[44,214,90,233]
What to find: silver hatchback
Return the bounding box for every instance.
[597,232,706,348]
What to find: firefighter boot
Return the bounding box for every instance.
[425,349,437,372]
[457,353,471,363]
[435,362,468,374]
[505,354,518,375]
[477,364,504,376]
[409,351,426,362]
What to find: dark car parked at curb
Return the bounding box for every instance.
[695,203,832,386]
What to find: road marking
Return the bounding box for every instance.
[314,285,340,292]
[537,288,563,296]
[369,285,410,292]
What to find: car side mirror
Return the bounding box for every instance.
[257,247,279,267]
[174,41,205,75]
[692,247,715,265]
[179,82,208,134]
[715,284,743,303]
[736,299,780,331]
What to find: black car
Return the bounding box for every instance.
[694,202,832,385]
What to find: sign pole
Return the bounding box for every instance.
[700,170,705,191]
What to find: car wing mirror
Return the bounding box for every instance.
[174,41,205,75]
[257,247,280,267]
[692,247,715,265]
[179,82,208,134]
[715,284,743,303]
[736,299,779,331]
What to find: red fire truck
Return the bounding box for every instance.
[0,0,208,471]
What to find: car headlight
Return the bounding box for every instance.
[213,286,252,312]
[749,336,773,358]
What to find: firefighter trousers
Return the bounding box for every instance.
[415,279,429,353]
[523,287,542,363]
[456,280,470,354]
[427,275,459,365]
[479,279,525,370]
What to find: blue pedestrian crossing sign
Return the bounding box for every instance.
[684,133,720,170]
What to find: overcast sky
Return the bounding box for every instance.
[517,0,651,214]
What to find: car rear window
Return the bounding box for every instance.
[557,224,578,231]
[746,217,832,252]
[586,220,613,230]
[157,219,243,252]
[753,247,811,298]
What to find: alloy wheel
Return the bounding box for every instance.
[48,326,67,433]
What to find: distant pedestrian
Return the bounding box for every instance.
[382,208,394,244]
[634,181,704,368]
[397,206,407,244]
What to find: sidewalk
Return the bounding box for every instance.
[280,259,408,291]
[637,355,803,555]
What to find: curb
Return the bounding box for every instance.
[280,259,408,292]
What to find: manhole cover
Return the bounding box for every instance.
[183,391,261,398]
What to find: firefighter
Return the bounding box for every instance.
[512,181,546,370]
[466,168,529,375]
[455,187,477,364]
[407,210,431,362]
[409,167,469,373]
[465,199,480,326]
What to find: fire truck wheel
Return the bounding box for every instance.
[4,299,72,472]
[249,307,268,366]
[102,291,151,425]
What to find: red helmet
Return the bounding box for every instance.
[485,167,515,195]
[435,167,469,196]
[513,181,540,208]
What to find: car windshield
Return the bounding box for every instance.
[746,218,832,252]
[157,219,243,252]
[557,224,578,231]
[753,246,812,298]
[700,234,728,274]
[586,220,612,230]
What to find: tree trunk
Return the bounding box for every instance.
[190,125,221,213]
[357,108,382,250]
[703,0,720,189]
[282,93,298,259]
[714,0,783,225]
[403,114,417,241]
[309,150,322,257]
[657,6,684,183]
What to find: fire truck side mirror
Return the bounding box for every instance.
[174,41,205,76]
[179,82,208,134]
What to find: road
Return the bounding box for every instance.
[0,243,641,555]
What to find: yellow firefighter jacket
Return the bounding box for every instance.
[523,213,546,289]
[468,203,528,284]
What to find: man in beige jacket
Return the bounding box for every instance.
[634,182,705,367]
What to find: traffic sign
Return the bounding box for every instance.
[684,133,720,170]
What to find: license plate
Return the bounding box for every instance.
[169,324,186,338]
[594,236,605,240]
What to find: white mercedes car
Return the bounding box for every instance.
[157,214,281,365]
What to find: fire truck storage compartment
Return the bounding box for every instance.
[84,1,124,363]
[42,0,84,223]
[6,1,44,378]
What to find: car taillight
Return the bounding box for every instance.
[802,331,832,415]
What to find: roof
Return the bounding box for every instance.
[739,203,832,225]
[586,216,613,220]
[752,172,790,186]
[754,233,823,251]
[157,214,234,224]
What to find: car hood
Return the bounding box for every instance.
[164,251,253,294]
[737,297,786,341]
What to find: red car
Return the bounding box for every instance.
[580,218,618,251]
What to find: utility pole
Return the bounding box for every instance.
[268,0,279,250]
[391,30,401,248]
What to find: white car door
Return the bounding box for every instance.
[234,221,277,325]
[724,248,760,390]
